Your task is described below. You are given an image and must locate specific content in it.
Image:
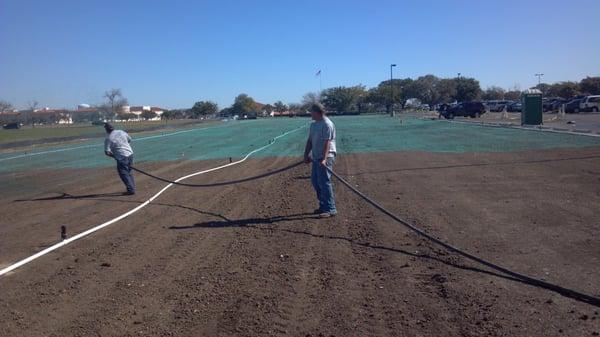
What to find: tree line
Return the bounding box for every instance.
[174,75,600,117]
[2,76,599,123]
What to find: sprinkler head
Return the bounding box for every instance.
[61,225,67,240]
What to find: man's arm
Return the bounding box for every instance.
[304,137,312,164]
[104,138,113,157]
[320,140,331,166]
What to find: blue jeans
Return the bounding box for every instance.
[311,157,336,214]
[116,155,135,193]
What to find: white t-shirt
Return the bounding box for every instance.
[104,130,133,160]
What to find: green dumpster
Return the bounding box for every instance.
[521,90,543,125]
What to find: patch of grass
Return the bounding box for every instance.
[0,120,212,145]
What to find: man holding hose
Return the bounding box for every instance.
[304,103,337,218]
[104,123,136,195]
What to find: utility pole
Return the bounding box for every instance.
[535,73,544,86]
[390,64,396,117]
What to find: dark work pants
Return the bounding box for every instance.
[116,155,135,193]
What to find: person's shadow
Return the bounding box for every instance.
[169,212,318,229]
[14,192,127,202]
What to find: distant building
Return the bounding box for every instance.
[122,105,164,121]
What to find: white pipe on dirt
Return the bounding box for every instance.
[0,125,305,277]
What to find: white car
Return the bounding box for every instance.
[579,95,600,112]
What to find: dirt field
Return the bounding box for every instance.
[1,146,599,336]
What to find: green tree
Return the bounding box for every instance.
[262,104,274,116]
[504,90,521,101]
[381,78,413,109]
[161,110,174,120]
[364,87,387,112]
[548,82,580,98]
[191,101,219,118]
[231,94,258,115]
[301,92,321,109]
[273,101,288,113]
[141,110,157,120]
[408,75,440,106]
[534,83,551,96]
[119,112,138,121]
[436,79,457,104]
[454,77,482,101]
[482,86,506,100]
[321,85,367,113]
[579,77,600,95]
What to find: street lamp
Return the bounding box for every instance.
[535,73,544,85]
[390,64,397,117]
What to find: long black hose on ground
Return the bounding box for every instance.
[132,160,599,307]
[328,168,600,308]
[131,160,304,187]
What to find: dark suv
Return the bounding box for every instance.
[441,102,486,119]
[2,122,20,129]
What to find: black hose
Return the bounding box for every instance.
[328,168,600,307]
[131,160,304,187]
[131,157,599,307]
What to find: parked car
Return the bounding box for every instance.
[441,102,486,119]
[2,122,20,129]
[507,101,522,112]
[579,95,600,112]
[486,100,509,112]
[551,99,568,111]
[542,98,563,112]
[565,98,583,113]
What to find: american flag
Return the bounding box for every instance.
[315,70,321,76]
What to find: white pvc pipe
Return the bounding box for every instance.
[0,125,305,277]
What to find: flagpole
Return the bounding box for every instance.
[316,69,322,93]
[319,72,322,93]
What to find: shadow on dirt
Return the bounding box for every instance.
[169,212,318,229]
[171,213,525,286]
[14,192,127,201]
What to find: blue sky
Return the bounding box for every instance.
[1,0,599,109]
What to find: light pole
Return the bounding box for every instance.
[535,73,544,86]
[390,64,396,117]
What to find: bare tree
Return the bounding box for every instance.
[25,100,39,127]
[0,100,13,112]
[301,92,321,108]
[102,89,128,120]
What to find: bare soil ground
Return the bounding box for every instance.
[1,147,599,336]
